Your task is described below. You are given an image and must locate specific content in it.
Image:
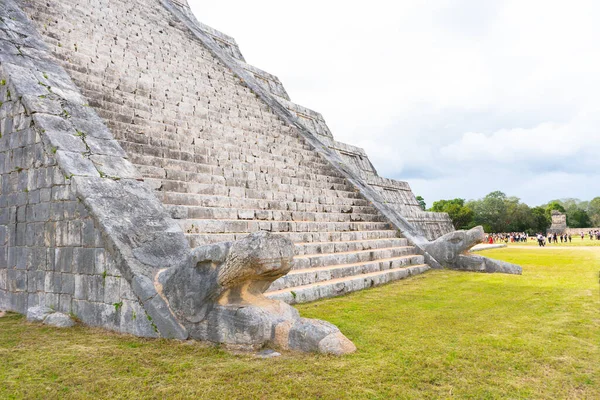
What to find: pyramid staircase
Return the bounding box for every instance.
[21,0,430,304]
[125,128,429,304]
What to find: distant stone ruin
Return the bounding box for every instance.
[548,210,568,234]
[0,0,520,353]
[547,211,600,237]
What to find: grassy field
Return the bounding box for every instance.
[1,247,599,399]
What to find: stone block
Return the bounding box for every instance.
[20,94,63,116]
[119,278,136,300]
[55,151,99,178]
[89,155,141,179]
[55,247,73,273]
[60,273,75,295]
[44,292,59,310]
[103,276,121,304]
[0,268,7,290]
[85,137,127,157]
[119,299,158,338]
[73,247,94,275]
[44,271,61,293]
[57,293,72,313]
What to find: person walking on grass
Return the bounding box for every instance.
[537,233,545,247]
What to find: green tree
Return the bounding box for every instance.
[588,197,600,226]
[415,196,426,211]
[568,209,591,228]
[430,198,474,230]
[546,201,566,214]
[530,206,551,233]
[469,191,508,232]
[506,200,533,232]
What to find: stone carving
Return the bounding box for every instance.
[423,226,522,275]
[157,232,356,354]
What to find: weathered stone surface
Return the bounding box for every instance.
[318,332,358,356]
[26,305,53,322]
[548,210,567,234]
[158,232,356,353]
[55,151,100,177]
[0,0,185,340]
[43,311,75,328]
[423,226,522,274]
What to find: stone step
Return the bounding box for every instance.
[266,264,430,304]
[135,163,353,192]
[74,83,320,153]
[179,219,393,234]
[117,124,322,157]
[185,229,400,247]
[157,191,372,209]
[165,200,379,215]
[294,237,409,255]
[293,246,417,270]
[128,152,341,183]
[113,119,320,160]
[151,179,362,202]
[118,126,318,156]
[269,254,424,291]
[79,90,319,152]
[121,138,331,171]
[165,205,384,223]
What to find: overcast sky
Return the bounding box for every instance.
[188,0,600,207]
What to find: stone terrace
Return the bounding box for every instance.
[19,0,428,302]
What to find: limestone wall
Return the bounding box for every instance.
[0,68,155,336]
[564,228,600,236]
[1,0,190,338]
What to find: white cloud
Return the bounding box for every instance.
[188,0,600,205]
[440,114,600,165]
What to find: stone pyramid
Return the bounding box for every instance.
[0,0,519,353]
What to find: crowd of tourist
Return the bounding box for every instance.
[485,230,600,247]
[535,233,573,247]
[485,233,529,244]
[584,230,600,240]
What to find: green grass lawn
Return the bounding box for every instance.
[1,247,599,399]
